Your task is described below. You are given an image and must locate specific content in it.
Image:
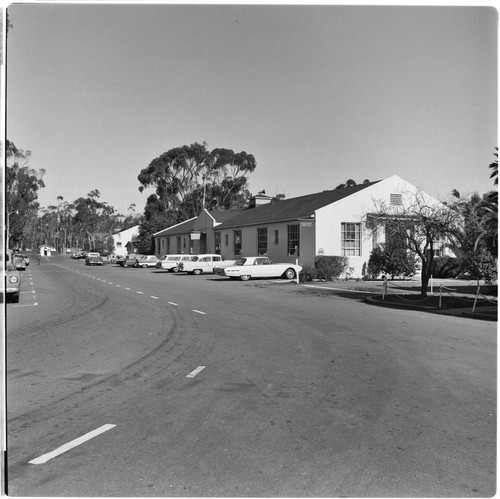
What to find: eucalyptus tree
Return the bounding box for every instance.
[5,140,45,249]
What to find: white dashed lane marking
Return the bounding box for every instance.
[28,424,116,465]
[62,265,208,315]
[187,366,206,378]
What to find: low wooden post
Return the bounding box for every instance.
[382,276,388,300]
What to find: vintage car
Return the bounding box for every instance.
[135,255,159,268]
[178,254,229,275]
[5,251,21,303]
[221,256,302,281]
[156,255,197,272]
[85,252,104,266]
[121,254,144,267]
[156,254,183,270]
[19,254,30,266]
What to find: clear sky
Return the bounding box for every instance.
[6,3,498,215]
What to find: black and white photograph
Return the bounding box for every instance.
[4,2,497,497]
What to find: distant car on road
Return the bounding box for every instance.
[85,252,104,266]
[135,255,159,268]
[221,256,302,281]
[4,251,21,303]
[178,254,230,275]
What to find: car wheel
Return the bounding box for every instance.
[240,274,251,281]
[172,267,178,273]
[142,264,148,268]
[192,269,202,275]
[284,268,296,279]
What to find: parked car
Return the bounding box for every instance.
[156,254,183,270]
[5,250,21,302]
[178,254,229,275]
[135,255,159,268]
[221,256,302,281]
[19,254,30,266]
[156,255,197,272]
[72,251,87,259]
[213,259,238,274]
[122,254,144,267]
[14,255,26,271]
[114,255,126,265]
[85,252,104,266]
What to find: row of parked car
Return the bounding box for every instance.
[75,250,302,281]
[122,253,303,281]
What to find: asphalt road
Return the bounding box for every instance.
[6,254,496,496]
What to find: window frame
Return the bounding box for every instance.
[257,227,268,255]
[341,222,361,256]
[287,224,300,256]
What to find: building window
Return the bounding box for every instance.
[274,230,279,244]
[390,194,403,206]
[167,238,170,253]
[234,230,242,255]
[287,224,300,256]
[215,232,221,254]
[225,234,229,247]
[341,223,361,256]
[257,228,267,255]
[176,236,181,253]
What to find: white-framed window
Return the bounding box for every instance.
[257,228,267,255]
[341,223,361,256]
[234,230,242,255]
[215,232,221,254]
[287,224,300,256]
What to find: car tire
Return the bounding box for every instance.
[240,275,251,281]
[284,268,296,279]
[192,269,202,275]
[142,264,148,268]
[172,267,178,273]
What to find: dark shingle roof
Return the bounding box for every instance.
[215,181,380,230]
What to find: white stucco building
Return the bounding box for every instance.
[151,175,453,278]
[112,225,139,257]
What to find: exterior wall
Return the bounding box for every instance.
[216,221,312,265]
[314,175,445,277]
[113,226,139,257]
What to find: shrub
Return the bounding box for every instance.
[430,256,462,279]
[314,256,349,281]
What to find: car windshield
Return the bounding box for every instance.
[234,258,247,266]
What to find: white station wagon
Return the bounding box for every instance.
[221,256,302,281]
[156,254,196,272]
[178,254,229,275]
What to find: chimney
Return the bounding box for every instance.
[249,190,273,208]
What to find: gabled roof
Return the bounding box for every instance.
[153,217,197,237]
[153,209,242,238]
[215,181,380,230]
